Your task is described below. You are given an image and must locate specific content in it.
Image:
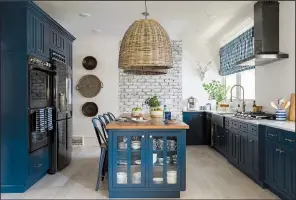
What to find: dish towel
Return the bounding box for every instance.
[36,109,45,133]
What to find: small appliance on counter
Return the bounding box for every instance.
[187,96,198,111]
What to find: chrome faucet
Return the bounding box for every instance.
[230,84,246,113]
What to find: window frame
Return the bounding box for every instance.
[223,69,255,100]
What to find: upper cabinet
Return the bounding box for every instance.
[26,2,75,63]
[27,10,50,60]
[50,26,66,55]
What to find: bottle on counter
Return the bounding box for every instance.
[163,105,167,120]
[253,101,257,113]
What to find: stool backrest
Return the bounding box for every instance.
[107,112,116,121]
[102,113,111,124]
[92,117,108,147]
[97,115,109,141]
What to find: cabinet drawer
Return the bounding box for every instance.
[280,131,296,146]
[239,123,248,133]
[248,125,258,136]
[266,127,280,141]
[230,120,239,130]
[29,146,49,180]
[225,118,229,128]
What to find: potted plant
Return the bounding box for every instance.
[145,95,163,118]
[202,80,230,109]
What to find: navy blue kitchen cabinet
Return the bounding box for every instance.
[0,1,75,193]
[27,8,50,60]
[264,127,296,200]
[108,130,186,198]
[182,112,205,145]
[224,118,262,185]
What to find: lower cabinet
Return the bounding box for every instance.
[28,146,49,185]
[183,112,204,145]
[247,134,259,180]
[109,130,186,198]
[265,127,296,199]
[225,119,260,183]
[215,125,227,156]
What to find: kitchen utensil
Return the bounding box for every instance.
[134,160,141,165]
[271,101,278,109]
[153,177,163,184]
[131,143,141,150]
[158,157,164,165]
[131,118,150,123]
[283,101,290,110]
[81,102,98,117]
[153,153,157,164]
[167,177,177,184]
[82,56,97,70]
[167,170,177,177]
[288,93,295,121]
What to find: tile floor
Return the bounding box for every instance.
[2,146,278,199]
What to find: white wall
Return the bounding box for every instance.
[256,1,295,112]
[73,34,120,146]
[72,33,221,146]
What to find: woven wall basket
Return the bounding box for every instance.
[76,75,103,98]
[119,19,172,74]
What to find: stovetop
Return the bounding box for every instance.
[232,112,275,120]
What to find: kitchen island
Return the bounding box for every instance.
[106,115,189,198]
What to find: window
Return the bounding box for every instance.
[224,69,255,100]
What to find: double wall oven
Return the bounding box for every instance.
[28,56,55,152]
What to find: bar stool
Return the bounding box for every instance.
[92,117,108,191]
[107,112,116,121]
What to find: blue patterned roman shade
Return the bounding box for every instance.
[219,27,255,76]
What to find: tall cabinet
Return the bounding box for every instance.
[0,1,75,193]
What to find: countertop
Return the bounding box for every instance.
[183,110,295,132]
[106,113,189,130]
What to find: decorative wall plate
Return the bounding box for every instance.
[76,75,103,98]
[82,102,98,117]
[82,56,97,70]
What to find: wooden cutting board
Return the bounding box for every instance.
[288,93,295,121]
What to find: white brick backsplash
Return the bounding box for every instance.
[119,40,183,117]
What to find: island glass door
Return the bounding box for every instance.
[148,132,181,188]
[113,131,146,188]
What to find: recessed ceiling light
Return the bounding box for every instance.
[92,29,102,33]
[207,13,217,19]
[79,13,91,18]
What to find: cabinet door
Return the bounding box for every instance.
[265,139,281,186]
[27,11,37,54]
[279,145,296,198]
[113,131,146,188]
[50,27,58,50]
[148,132,182,189]
[228,130,238,163]
[247,134,259,179]
[36,18,49,59]
[238,133,248,170]
[65,40,73,67]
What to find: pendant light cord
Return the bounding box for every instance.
[142,0,149,19]
[145,1,147,19]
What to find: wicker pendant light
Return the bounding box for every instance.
[119,1,172,74]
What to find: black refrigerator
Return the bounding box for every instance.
[48,53,73,174]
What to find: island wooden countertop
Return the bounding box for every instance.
[106,113,189,130]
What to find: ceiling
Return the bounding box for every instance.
[35,1,254,41]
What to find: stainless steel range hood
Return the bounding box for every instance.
[236,1,289,66]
